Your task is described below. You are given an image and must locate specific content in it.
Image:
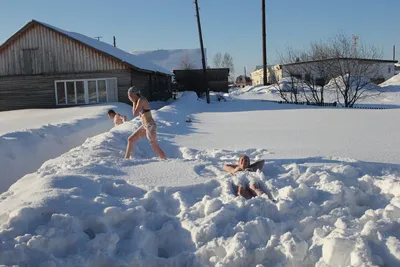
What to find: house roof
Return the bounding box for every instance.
[236,75,252,82]
[254,65,274,70]
[132,48,205,72]
[0,20,172,75]
[283,57,398,66]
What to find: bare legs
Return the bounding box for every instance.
[124,126,166,159]
[124,127,145,159]
[237,183,276,202]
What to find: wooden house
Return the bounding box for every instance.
[0,20,173,111]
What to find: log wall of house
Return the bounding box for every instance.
[0,70,131,111]
[0,23,128,76]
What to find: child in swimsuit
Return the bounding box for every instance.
[124,86,166,159]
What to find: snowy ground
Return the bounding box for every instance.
[234,74,400,108]
[0,92,399,266]
[0,102,168,193]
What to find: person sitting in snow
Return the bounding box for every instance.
[224,155,276,201]
[108,109,127,127]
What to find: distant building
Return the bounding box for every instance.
[173,68,230,96]
[250,65,275,85]
[395,63,400,75]
[235,75,252,88]
[266,58,398,85]
[0,20,172,111]
[132,48,206,73]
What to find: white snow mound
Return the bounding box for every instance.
[0,92,399,267]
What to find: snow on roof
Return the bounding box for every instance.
[35,20,172,75]
[131,48,205,72]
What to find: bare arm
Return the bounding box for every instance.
[223,164,242,174]
[133,99,142,117]
[247,160,265,172]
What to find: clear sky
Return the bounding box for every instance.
[1,0,399,76]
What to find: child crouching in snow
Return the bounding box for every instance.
[108,109,127,127]
[224,155,276,202]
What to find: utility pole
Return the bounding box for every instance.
[194,0,210,104]
[352,35,359,58]
[262,0,267,85]
[113,36,116,47]
[244,66,247,77]
[393,45,396,61]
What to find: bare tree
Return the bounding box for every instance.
[280,45,331,105]
[180,54,196,70]
[270,65,304,103]
[326,33,383,107]
[275,33,384,107]
[213,52,222,68]
[221,52,235,74]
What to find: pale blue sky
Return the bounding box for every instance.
[1,0,399,76]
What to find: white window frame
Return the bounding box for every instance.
[54,77,116,106]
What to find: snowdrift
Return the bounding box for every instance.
[0,92,399,266]
[0,103,134,193]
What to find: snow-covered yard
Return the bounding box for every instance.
[0,91,399,266]
[0,103,132,193]
[235,73,400,109]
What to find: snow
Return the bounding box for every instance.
[0,91,400,266]
[131,48,204,72]
[0,103,136,193]
[35,20,172,75]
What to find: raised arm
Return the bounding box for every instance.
[223,164,242,174]
[247,160,265,172]
[133,99,142,117]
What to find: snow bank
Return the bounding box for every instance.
[0,103,134,192]
[0,92,399,266]
[380,73,400,87]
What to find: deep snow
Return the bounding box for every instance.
[0,103,134,193]
[0,92,399,267]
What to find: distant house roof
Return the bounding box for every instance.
[283,58,398,66]
[0,20,172,75]
[131,48,205,72]
[236,75,252,83]
[254,65,275,71]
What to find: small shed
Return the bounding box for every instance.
[173,68,230,96]
[0,20,173,111]
[235,75,252,88]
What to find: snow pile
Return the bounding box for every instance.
[0,92,400,266]
[326,75,380,91]
[131,48,204,72]
[380,73,400,87]
[36,20,172,75]
[0,103,134,193]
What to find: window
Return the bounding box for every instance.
[389,66,392,74]
[55,78,117,105]
[56,82,66,104]
[88,81,97,103]
[76,81,85,104]
[66,81,75,104]
[98,80,107,102]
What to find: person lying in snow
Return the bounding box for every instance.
[108,109,127,127]
[224,155,276,201]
